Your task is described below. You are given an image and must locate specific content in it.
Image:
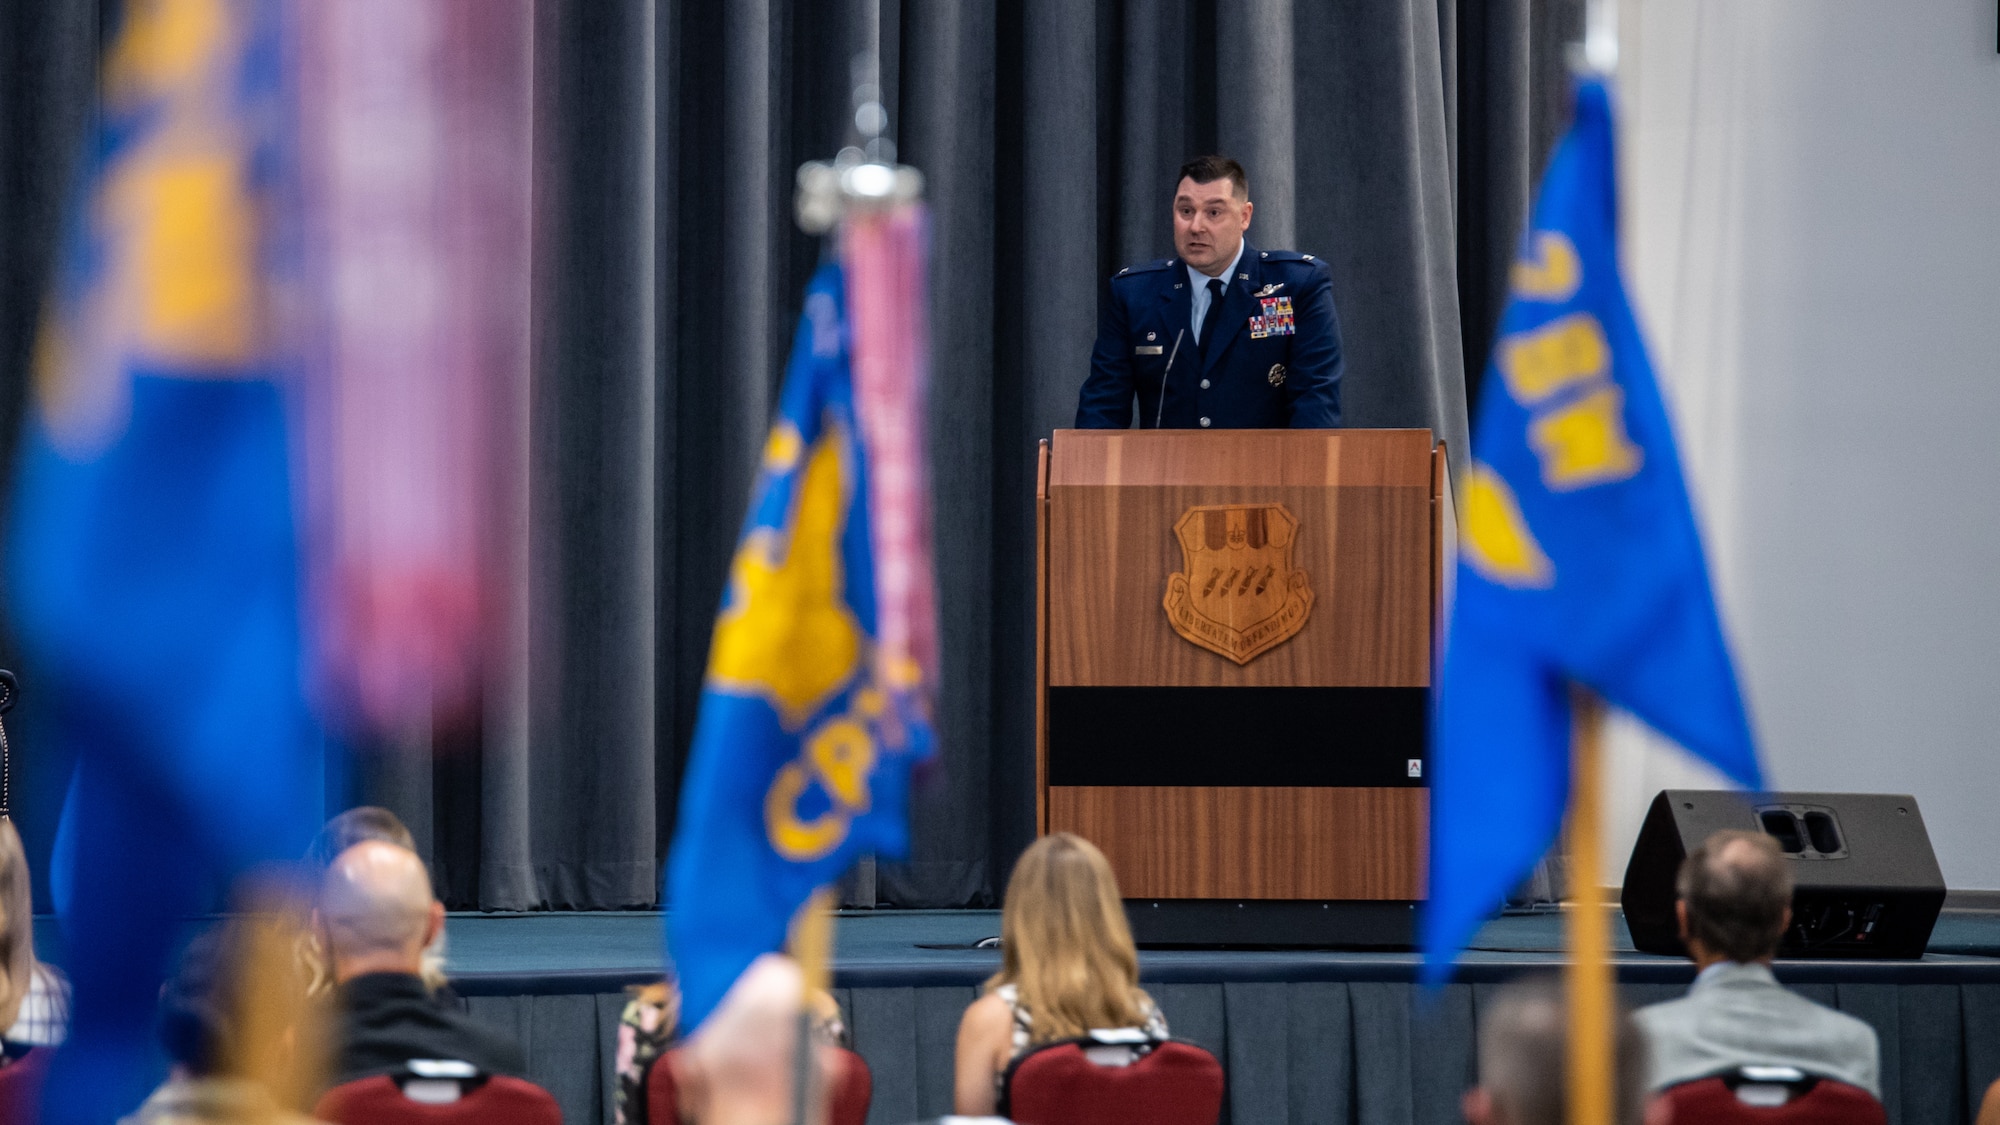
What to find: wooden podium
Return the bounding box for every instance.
[1034,429,1446,945]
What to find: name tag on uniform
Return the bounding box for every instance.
[1249,296,1296,340]
[1134,345,1164,355]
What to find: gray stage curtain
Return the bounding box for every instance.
[0,0,1579,911]
[0,0,110,909]
[1449,0,1585,414]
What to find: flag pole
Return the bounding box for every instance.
[1565,687,1614,1125]
[1567,7,1618,1120]
[790,887,835,1125]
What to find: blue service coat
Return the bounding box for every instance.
[1076,241,1344,429]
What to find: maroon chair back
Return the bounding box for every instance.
[1662,1072,1886,1125]
[646,1045,872,1125]
[645,1048,684,1124]
[1004,1040,1224,1125]
[314,1072,563,1124]
[0,1048,50,1125]
[828,1046,872,1125]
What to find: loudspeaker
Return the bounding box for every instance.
[1622,790,1945,960]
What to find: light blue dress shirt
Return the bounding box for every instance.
[1186,240,1246,345]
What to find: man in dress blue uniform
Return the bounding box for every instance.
[1077,155,1343,429]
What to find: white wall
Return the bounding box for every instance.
[1602,1,2000,888]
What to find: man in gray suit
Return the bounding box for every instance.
[1635,829,1881,1096]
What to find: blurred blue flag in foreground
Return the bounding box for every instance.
[668,213,938,1032]
[1422,79,1762,983]
[6,0,320,1116]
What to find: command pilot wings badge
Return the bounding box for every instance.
[1163,504,1314,665]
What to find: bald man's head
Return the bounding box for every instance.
[320,841,443,981]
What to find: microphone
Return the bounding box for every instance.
[1154,328,1185,429]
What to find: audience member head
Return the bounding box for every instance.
[159,926,242,1078]
[989,832,1148,1042]
[318,841,444,985]
[159,913,325,1104]
[0,819,36,1034]
[671,954,833,1125]
[1463,976,1656,1125]
[1676,829,1793,966]
[302,808,450,995]
[305,806,417,871]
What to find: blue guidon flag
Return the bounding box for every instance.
[667,227,937,1032]
[1422,79,1764,982]
[6,1,321,1118]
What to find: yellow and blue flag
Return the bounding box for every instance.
[1422,79,1762,981]
[5,1,320,1116]
[667,255,935,1031]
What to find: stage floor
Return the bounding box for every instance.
[441,904,2000,997]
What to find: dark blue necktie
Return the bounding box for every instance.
[1198,277,1225,357]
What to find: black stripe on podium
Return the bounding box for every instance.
[1047,686,1429,788]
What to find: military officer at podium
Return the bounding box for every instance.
[1076,155,1343,429]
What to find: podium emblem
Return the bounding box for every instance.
[1163,503,1314,665]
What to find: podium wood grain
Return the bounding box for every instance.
[1046,430,1432,688]
[1035,440,1051,835]
[1046,428,1434,490]
[1038,429,1438,904]
[1047,484,1430,687]
[1047,786,1427,900]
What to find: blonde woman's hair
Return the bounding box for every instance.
[984,832,1149,1042]
[0,820,38,1034]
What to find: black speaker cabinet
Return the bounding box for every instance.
[1622,790,1945,960]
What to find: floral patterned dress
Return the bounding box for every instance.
[614,982,680,1125]
[613,979,849,1125]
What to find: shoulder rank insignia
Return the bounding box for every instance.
[1114,258,1173,280]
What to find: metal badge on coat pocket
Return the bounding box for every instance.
[1267,363,1286,386]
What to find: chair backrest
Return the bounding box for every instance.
[1662,1068,1886,1125]
[314,1069,563,1124]
[828,1046,872,1125]
[0,1048,50,1125]
[646,1045,872,1125]
[1003,1038,1224,1125]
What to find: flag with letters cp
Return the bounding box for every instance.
[1422,79,1763,981]
[667,209,937,1032]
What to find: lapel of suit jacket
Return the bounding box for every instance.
[1201,241,1260,375]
